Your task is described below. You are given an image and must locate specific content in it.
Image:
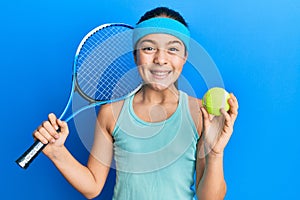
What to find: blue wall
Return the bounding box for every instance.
[1,0,299,199]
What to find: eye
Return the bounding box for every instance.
[168,47,179,52]
[143,47,154,51]
[142,46,156,53]
[168,47,182,55]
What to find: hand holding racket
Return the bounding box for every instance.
[33,113,69,149]
[16,23,142,169]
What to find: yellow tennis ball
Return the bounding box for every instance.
[202,87,230,116]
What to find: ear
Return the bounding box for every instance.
[183,51,188,63]
[133,49,138,64]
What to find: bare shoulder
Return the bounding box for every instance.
[97,100,125,135]
[187,96,203,136]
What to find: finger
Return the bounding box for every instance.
[228,98,237,112]
[230,93,239,107]
[230,93,239,108]
[57,119,69,135]
[201,106,216,120]
[228,94,238,121]
[43,120,60,139]
[220,108,231,125]
[220,108,233,133]
[200,107,212,131]
[200,107,210,123]
[33,130,48,144]
[200,106,208,118]
[48,113,59,131]
[229,93,239,110]
[208,114,215,121]
[37,126,56,144]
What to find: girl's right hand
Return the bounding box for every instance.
[33,113,69,156]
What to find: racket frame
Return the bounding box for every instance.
[16,23,142,169]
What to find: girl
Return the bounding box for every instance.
[33,7,239,200]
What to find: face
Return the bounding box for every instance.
[135,33,188,91]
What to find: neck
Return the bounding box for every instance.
[137,84,179,104]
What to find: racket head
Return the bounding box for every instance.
[74,23,142,104]
[15,23,143,170]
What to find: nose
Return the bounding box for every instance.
[154,49,168,66]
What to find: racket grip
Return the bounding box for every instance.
[16,140,46,169]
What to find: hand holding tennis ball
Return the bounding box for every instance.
[202,87,230,116]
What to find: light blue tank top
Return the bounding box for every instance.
[112,91,199,200]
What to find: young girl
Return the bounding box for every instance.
[33,7,238,200]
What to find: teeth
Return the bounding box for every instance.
[152,71,168,76]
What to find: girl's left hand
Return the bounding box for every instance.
[200,93,239,157]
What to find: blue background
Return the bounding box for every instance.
[1,0,299,199]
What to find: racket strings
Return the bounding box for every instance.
[76,25,141,102]
[79,38,132,98]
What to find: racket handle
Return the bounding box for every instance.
[15,140,46,169]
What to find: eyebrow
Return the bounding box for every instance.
[139,39,183,46]
[167,40,183,46]
[139,39,156,45]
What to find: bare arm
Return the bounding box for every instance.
[47,145,111,199]
[34,104,115,199]
[195,93,239,200]
[196,151,226,200]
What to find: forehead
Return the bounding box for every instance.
[138,33,184,45]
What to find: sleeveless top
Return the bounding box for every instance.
[112,91,199,200]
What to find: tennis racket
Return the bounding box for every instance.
[16,23,142,169]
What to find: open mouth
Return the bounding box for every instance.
[150,70,172,79]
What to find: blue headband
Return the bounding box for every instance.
[133,17,190,50]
